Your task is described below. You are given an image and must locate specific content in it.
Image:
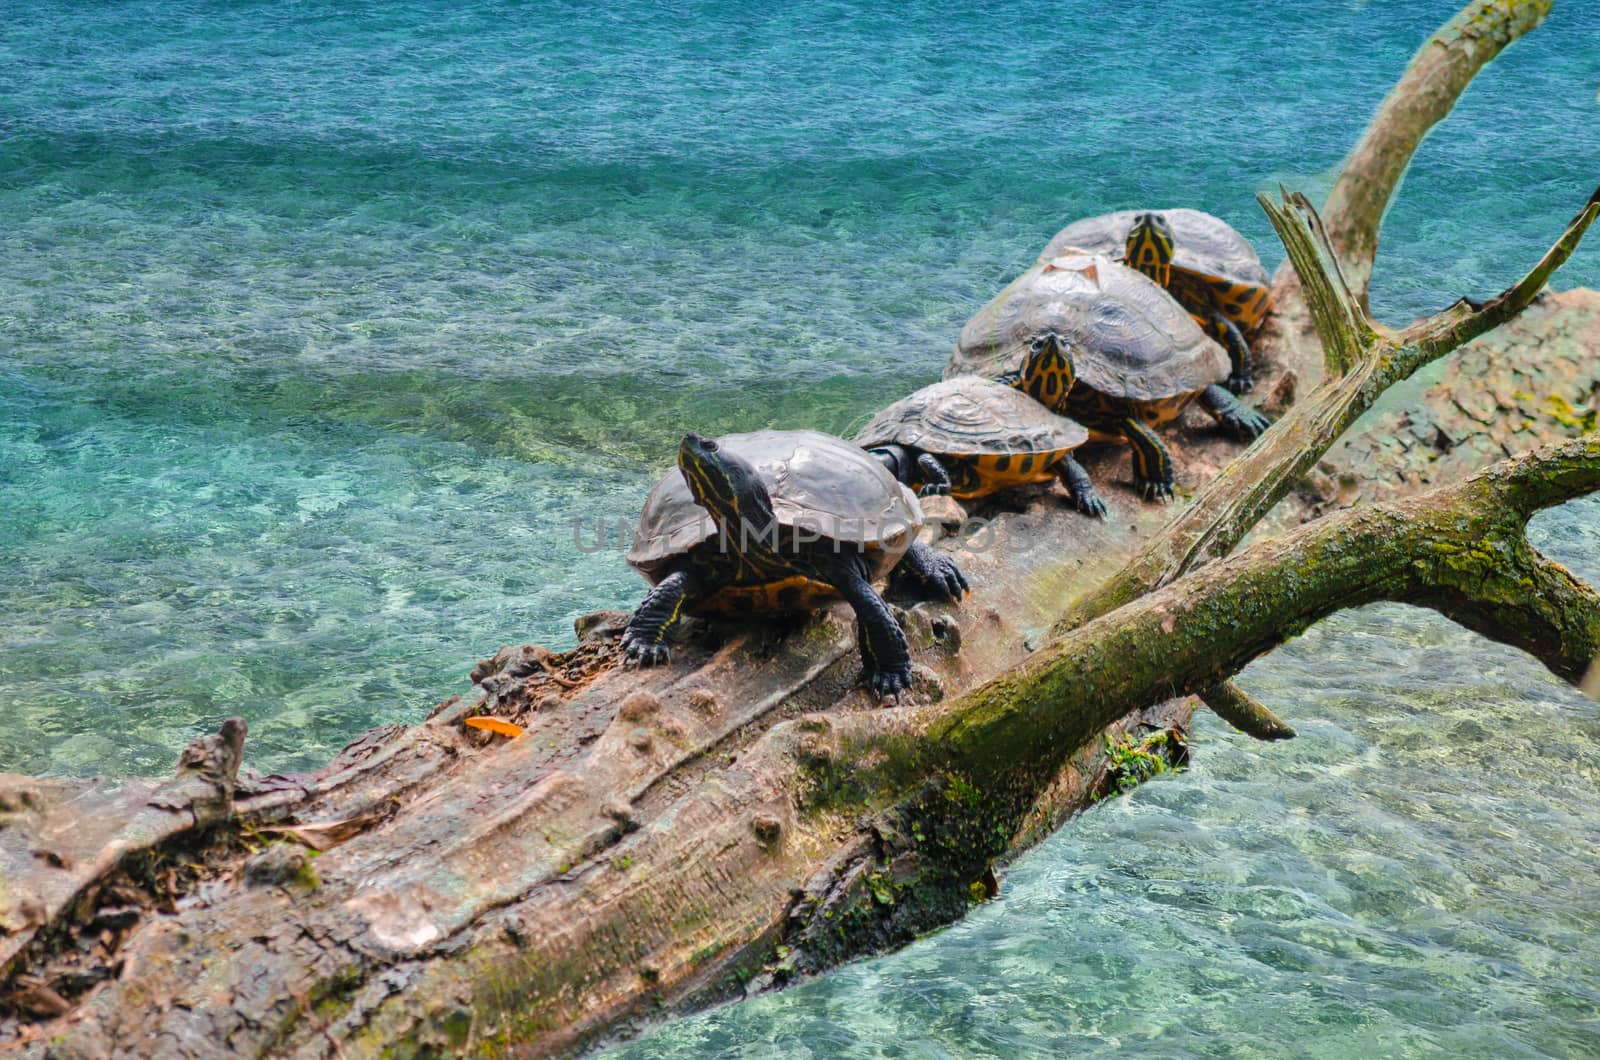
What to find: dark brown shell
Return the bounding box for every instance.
[626,429,922,584]
[854,376,1088,456]
[946,253,1229,402]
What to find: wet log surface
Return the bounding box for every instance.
[1,2,1594,1056]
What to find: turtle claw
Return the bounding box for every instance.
[1226,370,1254,396]
[866,664,914,702]
[893,541,969,602]
[918,483,952,498]
[1072,491,1108,519]
[1138,479,1175,503]
[1220,405,1271,442]
[621,635,670,668]
[1201,383,1271,442]
[928,555,969,601]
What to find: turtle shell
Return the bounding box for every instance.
[946,252,1229,403]
[626,429,922,585]
[1037,208,1272,332]
[854,376,1088,456]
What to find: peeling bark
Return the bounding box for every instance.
[0,2,1594,1057]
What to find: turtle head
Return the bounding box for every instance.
[1125,212,1174,288]
[677,432,776,541]
[1015,332,1077,413]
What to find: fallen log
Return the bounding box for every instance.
[0,2,1593,1056]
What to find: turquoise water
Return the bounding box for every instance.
[2,0,1599,1050]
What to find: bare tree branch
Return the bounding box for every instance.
[1319,0,1554,304]
[1198,682,1296,741]
[1403,186,1600,359]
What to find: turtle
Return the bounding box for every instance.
[855,337,1106,517]
[946,251,1270,501]
[622,429,969,696]
[1038,208,1272,394]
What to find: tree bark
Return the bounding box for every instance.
[2,2,1595,1057]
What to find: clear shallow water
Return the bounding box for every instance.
[2,0,1599,1049]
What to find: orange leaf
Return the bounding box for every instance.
[464,716,525,738]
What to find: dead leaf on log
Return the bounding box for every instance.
[463,717,526,739]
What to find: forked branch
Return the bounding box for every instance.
[1067,185,1599,625]
[1402,185,1600,360]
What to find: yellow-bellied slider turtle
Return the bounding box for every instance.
[1039,208,1272,393]
[623,430,968,696]
[855,338,1105,517]
[946,252,1270,500]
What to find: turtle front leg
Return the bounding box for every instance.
[889,541,969,602]
[869,445,954,498]
[1207,310,1255,394]
[1200,384,1271,442]
[826,554,914,698]
[621,567,702,666]
[914,453,954,497]
[1054,454,1107,518]
[1122,417,1175,502]
[869,444,914,488]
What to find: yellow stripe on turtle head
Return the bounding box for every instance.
[1019,332,1077,413]
[677,432,745,525]
[1125,212,1174,289]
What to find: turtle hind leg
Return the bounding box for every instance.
[888,540,969,602]
[1122,418,1175,502]
[621,567,702,666]
[825,554,914,699]
[914,452,954,497]
[1201,384,1271,442]
[1054,454,1107,518]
